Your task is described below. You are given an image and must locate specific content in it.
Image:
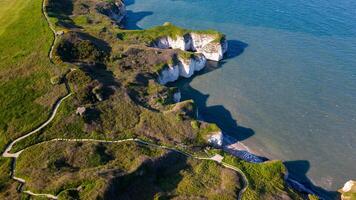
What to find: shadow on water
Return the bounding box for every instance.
[123,10,153,29]
[124,0,135,6]
[172,40,252,142]
[225,40,248,60]
[284,160,340,200]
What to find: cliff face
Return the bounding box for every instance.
[208,132,223,147]
[158,54,207,84]
[152,32,228,62]
[96,0,126,24]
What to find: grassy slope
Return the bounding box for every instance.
[15,141,241,199]
[0,0,66,151]
[222,154,304,200]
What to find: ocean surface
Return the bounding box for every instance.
[125,0,356,197]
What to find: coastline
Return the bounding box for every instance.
[222,129,321,197]
[194,91,322,197]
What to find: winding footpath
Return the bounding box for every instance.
[0,0,248,199]
[42,0,59,62]
[2,92,72,159]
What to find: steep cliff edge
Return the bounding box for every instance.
[151,23,228,61]
[157,52,207,84]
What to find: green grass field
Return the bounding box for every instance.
[0,0,25,36]
[0,0,66,152]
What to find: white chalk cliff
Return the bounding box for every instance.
[152,32,228,62]
[158,54,207,84]
[208,132,223,147]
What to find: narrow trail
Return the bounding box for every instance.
[2,91,72,158]
[0,0,249,199]
[42,0,58,62]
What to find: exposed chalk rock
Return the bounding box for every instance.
[339,180,356,200]
[158,54,207,84]
[152,30,227,61]
[178,54,206,78]
[190,33,228,61]
[76,107,86,116]
[208,131,223,147]
[157,63,179,84]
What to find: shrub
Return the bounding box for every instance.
[56,35,105,62]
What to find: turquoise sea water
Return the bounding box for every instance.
[125,0,356,196]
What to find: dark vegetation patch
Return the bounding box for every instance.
[46,0,78,28]
[56,32,108,63]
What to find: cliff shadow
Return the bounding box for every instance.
[169,39,253,143]
[284,160,340,200]
[124,0,135,6]
[123,10,153,30]
[225,40,248,60]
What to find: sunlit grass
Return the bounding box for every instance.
[0,0,64,151]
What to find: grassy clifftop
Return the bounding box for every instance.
[117,22,225,45]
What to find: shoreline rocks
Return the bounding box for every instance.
[339,180,356,200]
[208,132,223,147]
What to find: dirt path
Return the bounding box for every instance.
[2,92,72,158]
[42,0,58,62]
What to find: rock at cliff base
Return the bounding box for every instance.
[339,180,356,200]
